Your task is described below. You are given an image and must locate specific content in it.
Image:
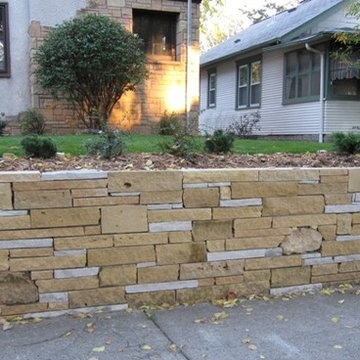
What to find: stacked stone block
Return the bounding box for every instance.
[0,168,360,317]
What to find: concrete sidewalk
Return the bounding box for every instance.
[1,286,359,360]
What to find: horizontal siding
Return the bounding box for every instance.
[325,101,360,134]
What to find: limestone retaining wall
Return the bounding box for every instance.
[1,168,360,318]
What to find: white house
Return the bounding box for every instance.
[199,0,360,142]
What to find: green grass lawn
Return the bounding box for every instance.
[0,134,334,157]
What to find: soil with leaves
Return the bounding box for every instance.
[0,152,360,172]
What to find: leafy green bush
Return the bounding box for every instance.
[20,136,57,158]
[332,131,360,154]
[84,126,126,159]
[157,112,183,136]
[205,129,234,154]
[18,109,46,135]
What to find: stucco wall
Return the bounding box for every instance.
[1,168,360,318]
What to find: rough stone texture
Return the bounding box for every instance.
[325,194,352,205]
[31,208,100,228]
[0,272,39,305]
[263,196,324,216]
[10,248,53,258]
[245,255,303,270]
[192,220,232,241]
[14,179,108,191]
[312,264,339,276]
[126,290,175,307]
[183,169,258,183]
[321,240,360,257]
[0,183,12,210]
[0,171,40,183]
[312,272,360,283]
[108,171,182,192]
[125,280,198,294]
[169,231,192,243]
[156,243,206,265]
[337,214,352,235]
[31,270,53,280]
[0,238,53,250]
[281,228,322,255]
[0,303,48,316]
[206,240,225,252]
[183,188,219,208]
[349,169,360,192]
[0,227,85,240]
[270,283,322,296]
[234,227,292,238]
[207,249,267,262]
[232,182,298,198]
[0,250,9,271]
[0,215,31,230]
[99,265,136,286]
[339,260,360,273]
[259,169,319,182]
[148,209,211,222]
[140,191,183,204]
[39,292,68,303]
[69,287,126,308]
[325,204,360,214]
[226,236,283,251]
[271,267,311,287]
[88,246,155,266]
[298,183,347,195]
[41,170,107,181]
[138,265,179,284]
[318,225,336,241]
[272,214,336,228]
[114,233,168,247]
[213,207,262,220]
[74,196,139,207]
[220,199,262,207]
[54,267,99,279]
[14,190,72,209]
[102,205,147,234]
[71,188,108,198]
[149,221,192,232]
[54,235,113,250]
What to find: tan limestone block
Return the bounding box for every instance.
[353,213,360,224]
[0,183,12,210]
[349,169,360,192]
[148,208,211,222]
[102,205,147,234]
[312,264,338,276]
[10,255,86,271]
[325,194,352,205]
[233,217,272,230]
[352,224,360,235]
[298,183,347,195]
[271,267,310,287]
[183,188,219,208]
[99,265,136,286]
[169,231,192,243]
[176,287,213,304]
[138,265,179,284]
[318,225,336,241]
[272,214,336,228]
[14,190,72,209]
[319,168,348,176]
[183,169,258,183]
[126,290,175,307]
[263,196,324,216]
[48,302,68,311]
[88,246,155,266]
[339,261,360,273]
[216,275,244,285]
[156,243,206,265]
[0,303,48,316]
[198,278,215,287]
[281,228,322,255]
[74,196,139,207]
[0,171,40,183]
[226,236,283,251]
[69,287,126,308]
[220,187,231,200]
[84,226,101,235]
[206,240,225,252]
[0,227,84,240]
[321,240,360,256]
[140,191,183,204]
[10,248,53,258]
[212,281,270,299]
[0,215,31,230]
[259,169,319,182]
[243,270,271,282]
[245,255,303,271]
[213,207,262,220]
[180,259,244,280]
[320,175,348,183]
[234,227,291,238]
[232,182,298,199]
[114,232,168,247]
[36,277,99,293]
[0,250,9,271]
[31,208,100,228]
[13,179,108,191]
[71,188,108,198]
[193,220,232,241]
[312,272,360,284]
[108,171,182,192]
[31,270,53,280]
[55,235,113,250]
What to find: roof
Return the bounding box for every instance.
[200,0,345,66]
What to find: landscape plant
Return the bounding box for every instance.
[0,112,7,136]
[205,129,234,153]
[227,111,261,138]
[332,131,360,154]
[157,111,184,136]
[20,136,57,158]
[35,14,147,129]
[17,108,45,135]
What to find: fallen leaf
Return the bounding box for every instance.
[320,288,334,296]
[242,338,251,344]
[62,331,72,338]
[142,344,152,350]
[92,346,105,352]
[168,344,178,352]
[248,344,258,351]
[276,315,285,321]
[3,322,13,331]
[338,299,345,304]
[260,355,266,359]
[88,357,98,360]
[31,318,43,323]
[331,317,339,324]
[333,345,343,349]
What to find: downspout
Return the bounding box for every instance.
[186,0,192,133]
[305,43,325,143]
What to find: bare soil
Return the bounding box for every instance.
[0,152,359,172]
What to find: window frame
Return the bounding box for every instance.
[0,2,10,78]
[207,69,217,108]
[236,57,262,110]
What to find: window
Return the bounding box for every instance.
[237,59,261,108]
[284,49,321,102]
[208,70,216,108]
[133,10,177,61]
[0,3,10,77]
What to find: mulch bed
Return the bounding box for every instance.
[0,152,359,172]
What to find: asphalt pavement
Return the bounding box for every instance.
[1,285,359,360]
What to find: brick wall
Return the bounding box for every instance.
[1,168,360,318]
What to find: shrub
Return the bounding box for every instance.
[0,112,7,136]
[205,129,235,154]
[35,14,147,128]
[157,112,183,136]
[84,126,126,159]
[18,109,46,135]
[227,111,261,138]
[332,131,360,154]
[21,136,57,158]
